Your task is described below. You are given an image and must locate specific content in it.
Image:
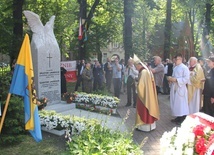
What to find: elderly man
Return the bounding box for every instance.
[187,57,205,114]
[125,58,138,108]
[168,54,190,125]
[133,55,160,131]
[150,56,164,94]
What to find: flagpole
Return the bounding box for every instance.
[0,93,11,133]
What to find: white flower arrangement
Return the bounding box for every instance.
[74,92,120,108]
[160,112,214,155]
[39,110,99,135]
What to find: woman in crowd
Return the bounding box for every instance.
[82,63,93,93]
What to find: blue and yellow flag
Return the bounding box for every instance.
[9,34,42,142]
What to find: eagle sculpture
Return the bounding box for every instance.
[23,10,61,103]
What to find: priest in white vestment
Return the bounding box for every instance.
[168,54,190,124]
[187,57,205,114]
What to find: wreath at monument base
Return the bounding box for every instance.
[160,112,214,155]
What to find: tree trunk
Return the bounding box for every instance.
[142,10,147,58]
[78,0,100,60]
[78,0,87,60]
[202,3,213,58]
[124,0,133,63]
[10,0,24,67]
[163,0,172,60]
[188,9,195,56]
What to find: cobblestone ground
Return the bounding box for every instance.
[117,93,177,155]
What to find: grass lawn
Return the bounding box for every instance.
[0,132,69,155]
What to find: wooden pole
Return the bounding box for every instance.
[0,93,11,133]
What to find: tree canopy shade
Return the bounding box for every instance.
[0,0,214,66]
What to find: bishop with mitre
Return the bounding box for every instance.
[133,54,160,131]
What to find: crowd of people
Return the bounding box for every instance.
[64,53,214,130]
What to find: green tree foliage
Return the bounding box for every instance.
[1,0,214,63]
[0,1,14,55]
[0,74,25,145]
[132,0,164,60]
[84,0,123,61]
[24,0,79,59]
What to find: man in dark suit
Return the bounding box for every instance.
[104,58,112,92]
[93,60,103,91]
[74,59,85,91]
[162,58,173,94]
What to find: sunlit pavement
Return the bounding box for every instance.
[117,93,177,155]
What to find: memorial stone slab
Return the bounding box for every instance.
[24,10,61,104]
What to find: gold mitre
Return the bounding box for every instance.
[131,54,142,65]
[132,54,148,69]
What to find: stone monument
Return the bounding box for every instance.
[23,10,61,104]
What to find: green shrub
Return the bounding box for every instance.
[0,95,25,145]
[0,71,26,145]
[67,124,143,155]
[0,72,11,101]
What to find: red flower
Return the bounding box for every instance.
[195,137,207,155]
[193,125,205,136]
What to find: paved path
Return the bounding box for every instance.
[46,93,177,155]
[117,93,177,155]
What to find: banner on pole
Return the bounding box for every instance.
[60,61,77,82]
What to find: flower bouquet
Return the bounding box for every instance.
[73,92,120,108]
[36,97,48,110]
[160,112,214,155]
[73,92,120,115]
[39,110,99,134]
[63,92,77,103]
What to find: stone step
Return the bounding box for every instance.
[44,101,128,133]
[45,101,76,113]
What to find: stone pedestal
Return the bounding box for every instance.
[41,127,65,136]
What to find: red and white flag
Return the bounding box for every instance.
[78,18,83,40]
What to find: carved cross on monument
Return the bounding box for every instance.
[47,53,53,68]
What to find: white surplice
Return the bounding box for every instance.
[170,63,190,116]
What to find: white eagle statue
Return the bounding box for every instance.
[23,10,61,103]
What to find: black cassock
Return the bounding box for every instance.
[202,68,214,117]
[61,67,67,94]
